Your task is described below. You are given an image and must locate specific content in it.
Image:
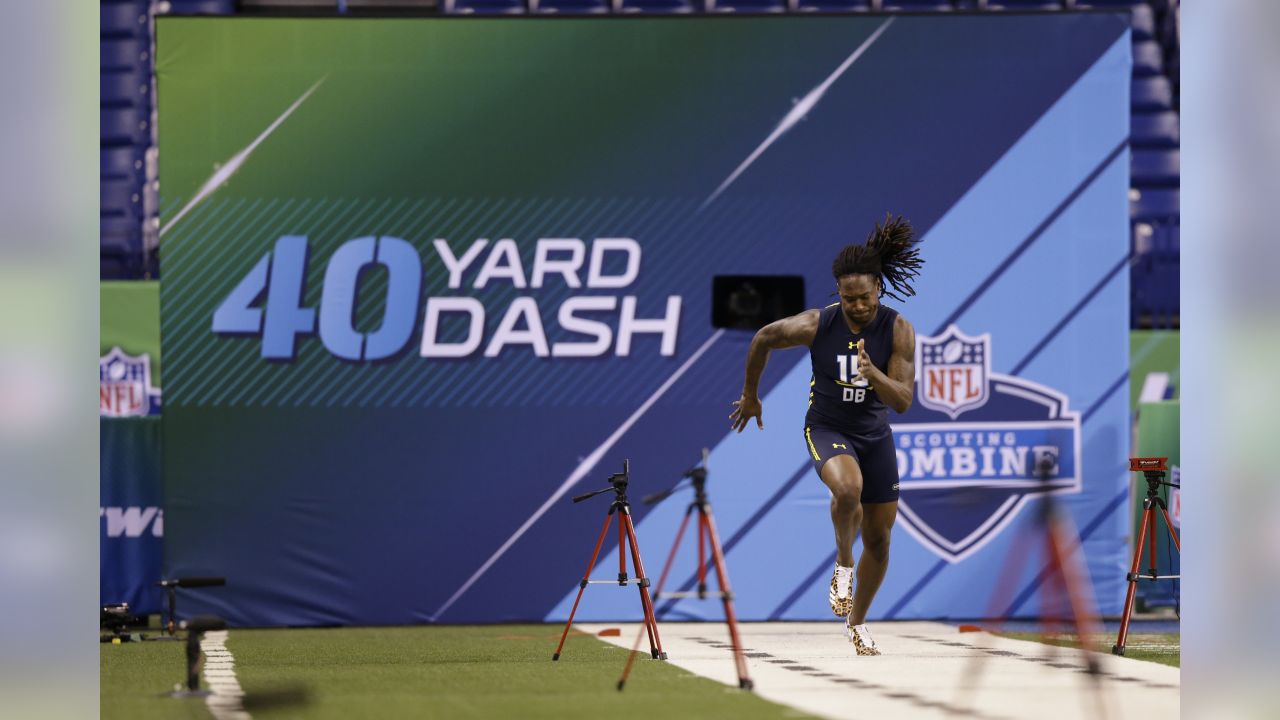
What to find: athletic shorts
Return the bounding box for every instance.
[802,425,900,504]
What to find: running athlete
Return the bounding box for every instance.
[729,215,923,655]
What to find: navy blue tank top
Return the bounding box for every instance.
[805,303,898,438]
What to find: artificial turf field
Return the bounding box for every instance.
[100,625,814,720]
[101,622,1179,719]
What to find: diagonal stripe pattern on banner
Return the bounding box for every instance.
[431,328,727,621]
[930,138,1126,337]
[1009,254,1131,375]
[701,18,895,211]
[161,76,326,238]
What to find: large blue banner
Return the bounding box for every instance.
[158,15,1131,625]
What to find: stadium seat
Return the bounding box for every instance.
[1130,188,1179,223]
[101,39,148,73]
[101,107,150,145]
[1129,3,1155,40]
[617,0,696,12]
[101,1,149,38]
[1130,188,1178,223]
[537,0,613,12]
[983,2,1064,10]
[1131,75,1173,112]
[101,220,143,256]
[1131,149,1179,187]
[447,0,528,12]
[1130,111,1179,148]
[101,69,150,108]
[1139,223,1179,328]
[102,179,144,217]
[159,0,238,14]
[1157,4,1180,48]
[882,1,954,10]
[1154,221,1179,253]
[710,0,788,12]
[1132,41,1164,77]
[101,147,146,180]
[101,253,140,280]
[795,0,871,11]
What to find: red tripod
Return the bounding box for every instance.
[958,452,1108,719]
[618,453,752,691]
[553,460,666,664]
[1113,457,1181,656]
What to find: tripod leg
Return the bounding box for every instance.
[618,508,693,691]
[956,518,1035,708]
[1158,506,1181,552]
[554,512,615,661]
[1047,515,1102,649]
[622,511,666,660]
[1042,530,1064,646]
[703,506,753,690]
[1046,518,1109,720]
[619,512,629,584]
[697,511,707,598]
[1114,504,1152,655]
[1146,506,1160,581]
[651,509,694,610]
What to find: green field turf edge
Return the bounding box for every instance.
[102,625,818,720]
[997,632,1181,668]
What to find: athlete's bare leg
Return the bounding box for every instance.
[817,455,863,568]
[850,500,898,625]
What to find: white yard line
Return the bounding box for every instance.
[200,630,251,720]
[578,621,1179,720]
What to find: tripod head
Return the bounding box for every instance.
[573,459,631,504]
[641,449,710,506]
[1130,456,1178,496]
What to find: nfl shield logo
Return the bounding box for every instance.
[100,347,161,417]
[915,325,990,419]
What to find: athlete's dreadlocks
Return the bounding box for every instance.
[831,213,924,301]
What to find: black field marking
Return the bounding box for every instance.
[820,673,1008,720]
[785,665,819,672]
[765,658,798,665]
[744,652,771,659]
[904,633,1177,690]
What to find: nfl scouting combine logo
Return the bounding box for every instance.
[100,347,162,417]
[891,325,1081,563]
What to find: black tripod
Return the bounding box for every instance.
[1114,456,1181,656]
[553,460,666,663]
[618,450,752,691]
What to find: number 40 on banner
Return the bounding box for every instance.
[211,235,421,361]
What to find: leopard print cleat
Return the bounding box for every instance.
[828,564,853,618]
[845,622,881,656]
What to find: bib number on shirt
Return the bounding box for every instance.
[836,355,870,403]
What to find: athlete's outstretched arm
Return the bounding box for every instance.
[857,314,916,414]
[731,309,820,432]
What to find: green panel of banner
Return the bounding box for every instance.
[1129,330,1178,408]
[101,281,162,416]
